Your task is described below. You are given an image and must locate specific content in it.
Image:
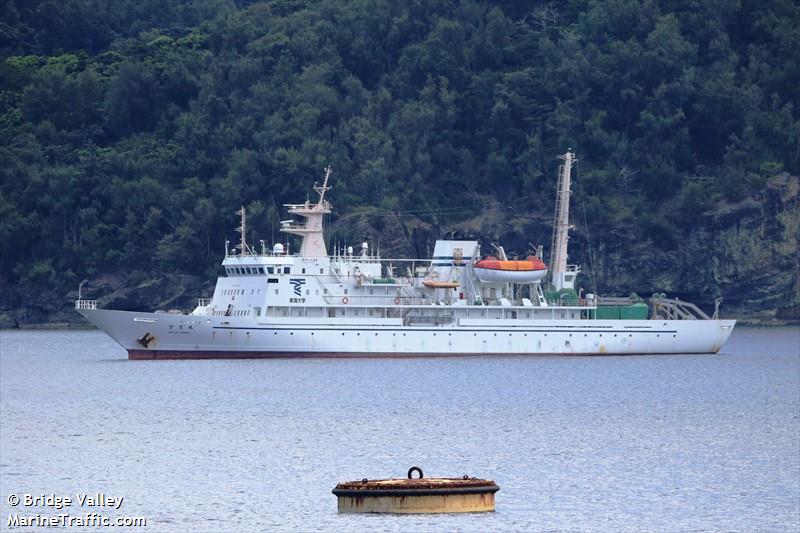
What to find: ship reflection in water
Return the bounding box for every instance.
[1,327,797,531]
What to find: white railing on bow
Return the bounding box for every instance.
[75,300,97,310]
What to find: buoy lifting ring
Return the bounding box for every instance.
[394,297,401,305]
[408,466,423,479]
[341,296,349,304]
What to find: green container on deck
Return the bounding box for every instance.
[620,302,648,319]
[595,306,621,319]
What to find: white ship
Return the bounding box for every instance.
[75,151,735,359]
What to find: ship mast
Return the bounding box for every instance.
[236,206,251,256]
[550,150,579,291]
[314,165,332,206]
[281,166,333,257]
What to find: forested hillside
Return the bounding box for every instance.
[1,0,798,323]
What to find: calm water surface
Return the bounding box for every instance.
[1,327,798,532]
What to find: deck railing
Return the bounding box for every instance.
[74,299,97,310]
[650,297,710,320]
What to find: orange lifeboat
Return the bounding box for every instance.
[473,256,548,283]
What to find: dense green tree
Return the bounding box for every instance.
[0,0,797,298]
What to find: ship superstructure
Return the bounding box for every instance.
[75,153,735,359]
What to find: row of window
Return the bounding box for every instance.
[225,266,326,276]
[230,331,676,339]
[226,266,289,276]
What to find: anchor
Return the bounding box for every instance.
[137,332,154,348]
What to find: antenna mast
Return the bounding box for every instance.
[236,205,250,256]
[313,165,332,206]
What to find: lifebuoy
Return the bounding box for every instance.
[394,297,401,305]
[408,466,423,479]
[341,296,349,304]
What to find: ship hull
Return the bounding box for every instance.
[78,308,736,359]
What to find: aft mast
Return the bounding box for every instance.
[281,166,333,257]
[550,150,580,291]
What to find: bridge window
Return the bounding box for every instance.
[258,267,264,274]
[267,267,274,274]
[283,267,290,274]
[268,278,279,284]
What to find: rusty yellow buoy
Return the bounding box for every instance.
[332,466,499,514]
